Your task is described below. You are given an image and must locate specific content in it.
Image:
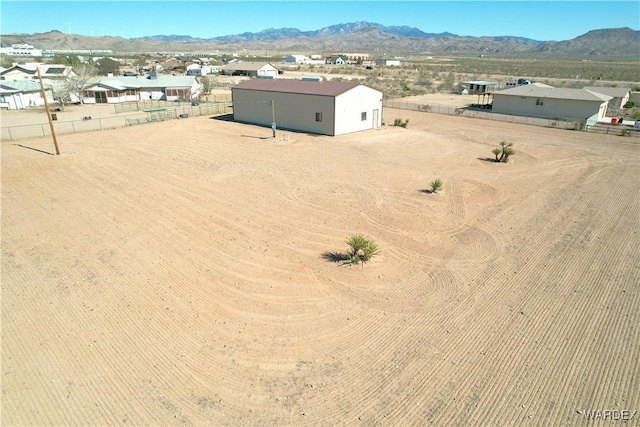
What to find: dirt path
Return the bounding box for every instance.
[2,109,639,425]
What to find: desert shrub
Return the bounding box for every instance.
[621,129,632,137]
[430,178,443,193]
[345,234,380,266]
[632,111,640,120]
[492,140,515,163]
[393,118,410,128]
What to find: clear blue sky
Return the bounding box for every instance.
[2,1,639,41]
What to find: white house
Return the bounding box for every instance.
[0,80,54,109]
[186,64,221,76]
[82,74,199,104]
[492,83,612,120]
[221,62,279,78]
[232,79,383,136]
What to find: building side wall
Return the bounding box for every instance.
[232,89,335,135]
[334,85,383,135]
[492,95,607,120]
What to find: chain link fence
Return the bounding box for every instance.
[383,99,587,131]
[1,100,233,142]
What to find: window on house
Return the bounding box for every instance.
[361,112,367,121]
[536,98,544,106]
[316,112,322,122]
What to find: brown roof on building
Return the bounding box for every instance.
[232,79,379,97]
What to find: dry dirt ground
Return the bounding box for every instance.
[2,108,639,425]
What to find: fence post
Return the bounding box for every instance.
[72,121,76,134]
[99,118,103,130]
[42,124,46,137]
[8,127,13,141]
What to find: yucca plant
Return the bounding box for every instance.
[345,233,380,266]
[430,178,443,193]
[492,141,515,163]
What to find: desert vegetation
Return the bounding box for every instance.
[429,178,444,193]
[492,140,515,162]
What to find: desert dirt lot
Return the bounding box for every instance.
[2,108,639,425]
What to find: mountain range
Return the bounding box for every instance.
[2,22,639,57]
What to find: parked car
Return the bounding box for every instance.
[634,119,640,128]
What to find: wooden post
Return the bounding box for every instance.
[36,67,60,155]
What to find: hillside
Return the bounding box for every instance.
[1,23,638,57]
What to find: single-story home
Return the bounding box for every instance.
[326,55,349,65]
[82,73,199,104]
[492,83,612,120]
[231,79,383,136]
[0,64,75,81]
[583,86,631,109]
[0,79,54,109]
[221,62,279,78]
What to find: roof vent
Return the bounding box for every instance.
[302,76,323,82]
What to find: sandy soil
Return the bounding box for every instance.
[2,108,639,425]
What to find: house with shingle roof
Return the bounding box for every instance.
[231,79,383,136]
[582,86,631,109]
[492,83,612,120]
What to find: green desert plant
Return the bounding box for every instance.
[430,178,443,193]
[393,118,410,128]
[492,141,515,163]
[345,233,380,266]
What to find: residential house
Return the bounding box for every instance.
[82,74,199,104]
[492,83,612,120]
[583,86,631,109]
[0,79,54,109]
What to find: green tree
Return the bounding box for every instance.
[96,57,120,76]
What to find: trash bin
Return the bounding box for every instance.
[611,117,617,124]
[51,113,58,121]
[179,113,189,118]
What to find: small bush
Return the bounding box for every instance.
[623,100,635,108]
[492,140,515,163]
[393,118,410,128]
[345,234,380,266]
[430,178,443,193]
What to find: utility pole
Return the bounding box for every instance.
[37,67,60,155]
[271,99,276,138]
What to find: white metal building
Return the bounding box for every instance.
[222,62,279,78]
[284,55,309,64]
[492,84,612,120]
[232,79,383,136]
